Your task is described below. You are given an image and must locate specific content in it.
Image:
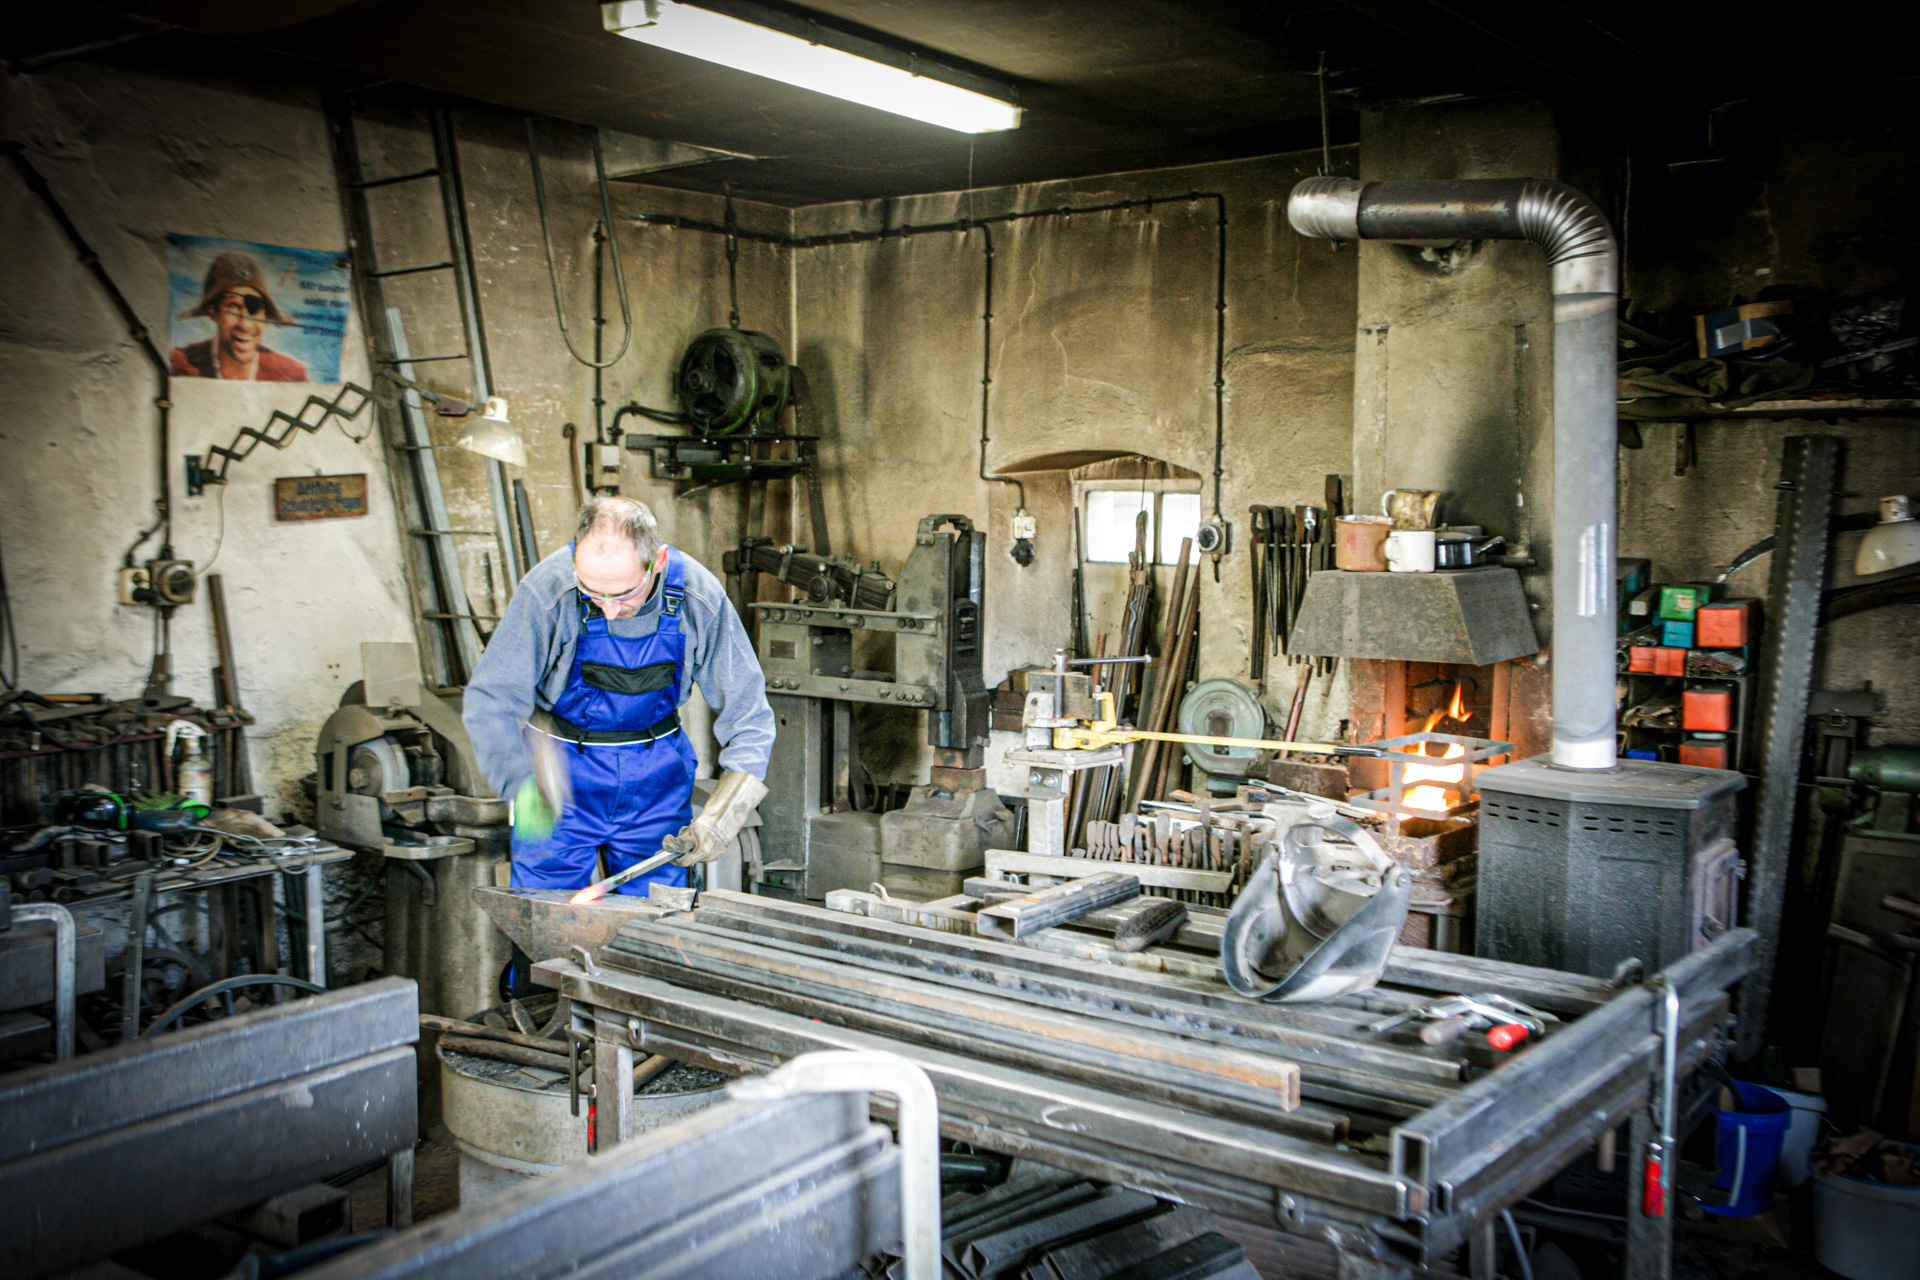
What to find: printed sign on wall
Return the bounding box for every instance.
[275,474,369,521]
[167,234,351,384]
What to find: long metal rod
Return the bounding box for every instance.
[385,316,484,679]
[602,919,1306,1118]
[11,904,75,1061]
[428,104,522,589]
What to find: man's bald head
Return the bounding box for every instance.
[574,496,661,560]
[572,497,664,619]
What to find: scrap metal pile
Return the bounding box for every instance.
[536,885,1758,1265]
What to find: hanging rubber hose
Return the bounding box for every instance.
[527,118,633,369]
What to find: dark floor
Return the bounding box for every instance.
[342,1124,463,1230]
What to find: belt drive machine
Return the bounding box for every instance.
[731,514,1014,900]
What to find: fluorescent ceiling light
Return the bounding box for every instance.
[602,0,1022,134]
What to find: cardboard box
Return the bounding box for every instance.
[1683,688,1733,731]
[1657,583,1714,622]
[1696,599,1759,648]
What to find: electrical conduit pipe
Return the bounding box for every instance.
[1288,177,1621,769]
[728,1050,941,1280]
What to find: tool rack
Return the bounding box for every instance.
[531,889,1755,1278]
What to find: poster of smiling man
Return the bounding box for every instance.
[167,234,351,384]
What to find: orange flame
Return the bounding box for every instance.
[569,883,608,905]
[1401,682,1470,814]
[1401,742,1467,813]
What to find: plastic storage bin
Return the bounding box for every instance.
[1702,1082,1790,1217]
[1813,1146,1920,1280]
[1771,1087,1827,1189]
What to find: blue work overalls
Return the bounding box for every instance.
[511,545,697,895]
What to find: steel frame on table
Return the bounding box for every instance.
[533,892,1754,1279]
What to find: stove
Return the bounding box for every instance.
[1474,757,1746,977]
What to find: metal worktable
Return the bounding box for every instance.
[525,891,1754,1279]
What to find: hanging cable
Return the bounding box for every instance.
[974,221,1026,512]
[0,529,17,691]
[527,118,633,369]
[724,185,742,330]
[194,483,229,577]
[1316,52,1333,176]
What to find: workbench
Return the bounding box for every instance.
[526,890,1754,1280]
[5,833,351,1040]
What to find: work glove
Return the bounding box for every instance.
[670,770,769,864]
[513,778,558,842]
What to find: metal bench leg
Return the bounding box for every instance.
[388,1145,415,1228]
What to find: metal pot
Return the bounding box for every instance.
[1434,535,1504,569]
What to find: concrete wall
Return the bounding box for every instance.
[1619,92,1920,742]
[789,148,1360,775]
[1,50,416,813]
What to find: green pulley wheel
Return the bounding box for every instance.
[676,328,791,435]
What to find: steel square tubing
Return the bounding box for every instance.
[691,894,1465,1081]
[671,908,1457,1115]
[2,1048,415,1279]
[1391,929,1755,1198]
[546,961,1414,1219]
[301,1093,899,1280]
[0,977,417,1162]
[604,920,1304,1114]
[602,941,1341,1138]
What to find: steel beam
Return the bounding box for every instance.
[1742,434,1840,1058]
[0,979,417,1279]
[298,1093,900,1280]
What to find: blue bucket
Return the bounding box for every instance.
[1703,1081,1792,1217]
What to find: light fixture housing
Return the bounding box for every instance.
[1856,494,1920,576]
[602,0,1022,134]
[453,396,528,469]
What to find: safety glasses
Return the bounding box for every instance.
[574,545,668,604]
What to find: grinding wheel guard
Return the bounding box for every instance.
[1220,809,1412,1003]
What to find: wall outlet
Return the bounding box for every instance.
[117,566,150,606]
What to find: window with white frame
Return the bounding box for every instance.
[1082,485,1202,565]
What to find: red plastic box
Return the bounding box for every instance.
[1680,738,1730,769]
[1696,599,1759,648]
[1682,688,1733,731]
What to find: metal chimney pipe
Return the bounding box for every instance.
[1288,177,1621,769]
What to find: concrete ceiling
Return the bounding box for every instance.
[9,1,1907,206]
[10,0,1465,204]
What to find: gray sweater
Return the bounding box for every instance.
[461,545,775,802]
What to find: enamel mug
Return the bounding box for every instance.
[1386,528,1437,573]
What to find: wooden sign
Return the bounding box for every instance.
[275,473,369,521]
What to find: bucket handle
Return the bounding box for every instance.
[1729,1123,1748,1204]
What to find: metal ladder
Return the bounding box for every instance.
[325,90,525,687]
